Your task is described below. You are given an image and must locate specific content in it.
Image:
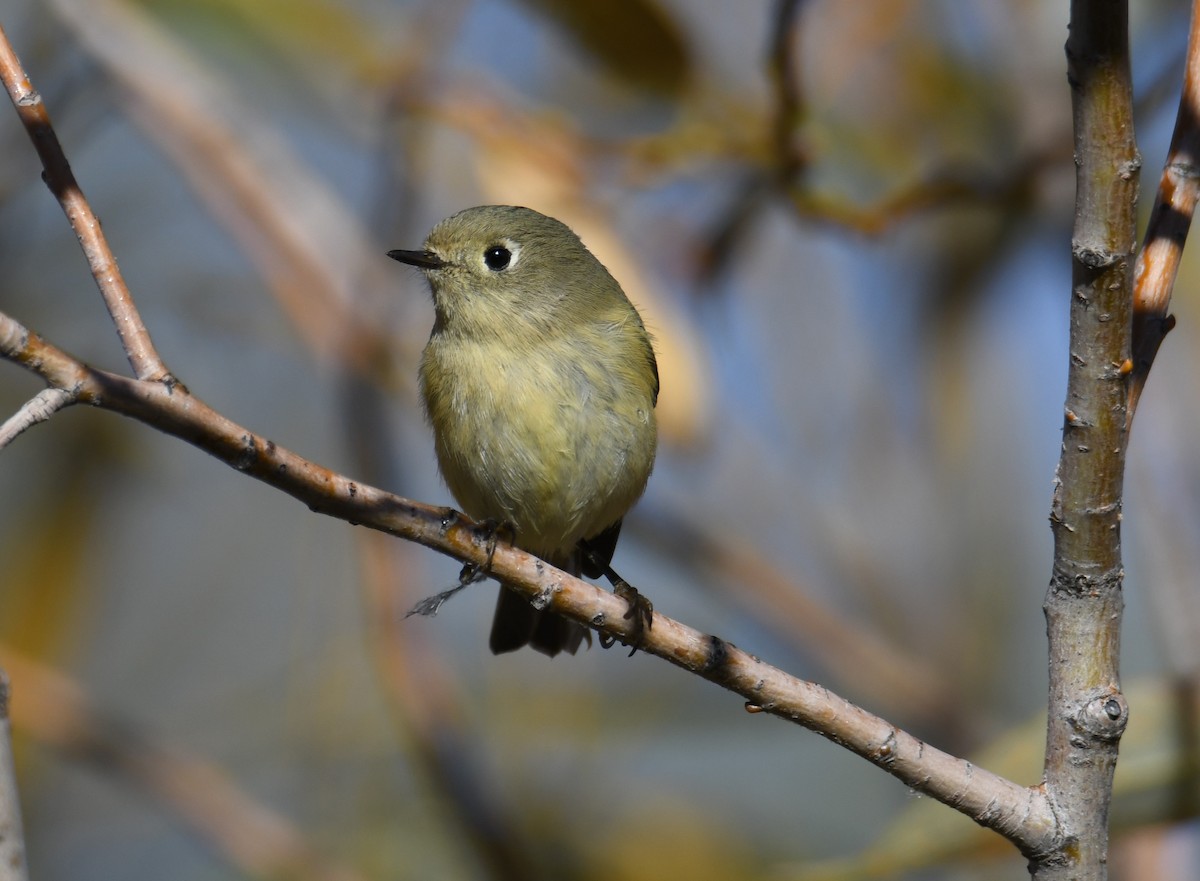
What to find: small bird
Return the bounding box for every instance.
[388,206,659,656]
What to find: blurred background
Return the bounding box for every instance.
[0,0,1198,878]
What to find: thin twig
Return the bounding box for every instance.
[0,307,1060,858]
[0,387,77,449]
[0,23,168,382]
[1127,0,1200,422]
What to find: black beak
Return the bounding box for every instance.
[387,249,446,270]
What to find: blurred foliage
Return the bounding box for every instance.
[1,1,1199,880]
[0,425,115,662]
[516,0,691,97]
[133,0,394,79]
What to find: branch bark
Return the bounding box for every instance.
[1039,3,1138,878]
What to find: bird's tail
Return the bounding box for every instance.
[488,549,588,657]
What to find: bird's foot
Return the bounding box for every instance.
[409,518,516,619]
[598,580,653,656]
[460,518,516,584]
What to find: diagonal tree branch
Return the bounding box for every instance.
[0,22,169,383]
[1127,0,1200,422]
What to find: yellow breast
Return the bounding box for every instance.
[419,328,656,557]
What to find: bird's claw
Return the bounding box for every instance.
[476,518,516,576]
[458,562,487,586]
[598,580,653,656]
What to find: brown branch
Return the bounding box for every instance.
[0,22,168,382]
[0,307,1059,857]
[1127,0,1200,422]
[1040,3,1138,878]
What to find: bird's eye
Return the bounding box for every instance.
[483,246,512,271]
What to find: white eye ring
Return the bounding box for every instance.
[481,241,521,272]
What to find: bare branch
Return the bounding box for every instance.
[0,388,77,449]
[1127,0,1200,421]
[1040,3,1138,878]
[0,23,168,382]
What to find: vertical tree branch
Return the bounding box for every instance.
[0,676,29,881]
[1041,3,1138,878]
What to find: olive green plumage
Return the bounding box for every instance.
[389,206,658,656]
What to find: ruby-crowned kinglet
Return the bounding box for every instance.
[388,205,659,656]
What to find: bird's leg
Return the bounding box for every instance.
[459,518,516,585]
[582,545,653,656]
[611,578,653,657]
[409,518,516,619]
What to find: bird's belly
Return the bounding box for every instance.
[420,337,656,556]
